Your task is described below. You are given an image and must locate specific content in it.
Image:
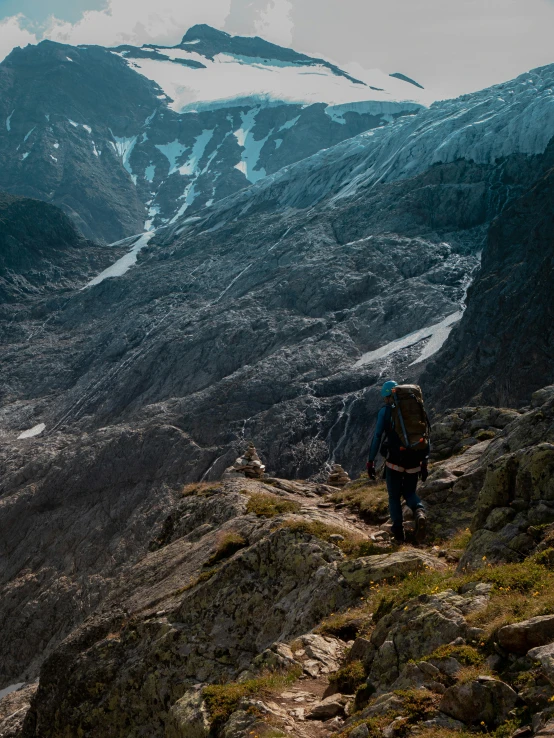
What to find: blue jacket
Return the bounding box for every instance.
[368,405,391,462]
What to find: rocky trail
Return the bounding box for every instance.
[1,387,554,737]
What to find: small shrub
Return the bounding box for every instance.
[279,519,379,558]
[448,528,473,551]
[317,609,371,640]
[422,644,484,667]
[206,532,248,566]
[182,482,220,497]
[203,669,300,731]
[474,429,497,441]
[246,492,301,517]
[329,660,366,694]
[393,688,441,722]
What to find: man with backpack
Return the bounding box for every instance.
[367,380,429,543]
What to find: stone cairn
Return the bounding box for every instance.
[327,463,350,487]
[230,443,266,479]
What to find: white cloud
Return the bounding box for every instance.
[45,0,232,47]
[252,0,294,46]
[0,14,38,62]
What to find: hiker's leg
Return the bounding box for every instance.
[403,472,427,542]
[386,467,404,541]
[402,472,424,513]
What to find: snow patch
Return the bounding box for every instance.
[354,311,462,368]
[85,232,154,287]
[53,142,60,149]
[178,129,213,175]
[83,124,92,134]
[145,205,160,231]
[274,138,283,149]
[18,424,46,439]
[50,154,58,162]
[155,140,188,174]
[110,132,138,177]
[21,153,29,161]
[145,164,156,182]
[68,119,79,127]
[279,115,300,131]
[66,56,74,62]
[6,109,14,131]
[233,109,270,183]
[23,127,35,143]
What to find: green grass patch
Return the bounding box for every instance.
[206,532,248,566]
[316,608,372,640]
[421,644,484,667]
[246,492,301,517]
[329,660,366,694]
[203,668,301,731]
[330,480,389,523]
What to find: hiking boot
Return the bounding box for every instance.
[414,509,427,543]
[391,525,405,544]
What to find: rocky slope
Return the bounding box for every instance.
[0,25,424,242]
[2,56,554,732]
[1,387,554,736]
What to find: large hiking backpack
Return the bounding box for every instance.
[389,384,430,454]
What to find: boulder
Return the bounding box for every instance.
[422,713,467,730]
[439,676,517,727]
[299,634,345,675]
[339,550,445,592]
[350,724,370,738]
[166,687,211,738]
[366,587,489,687]
[536,718,554,737]
[306,693,347,720]
[528,643,554,681]
[360,692,403,718]
[348,637,374,667]
[498,615,554,654]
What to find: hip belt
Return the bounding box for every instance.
[386,461,421,474]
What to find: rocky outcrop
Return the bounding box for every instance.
[363,584,490,689]
[439,676,518,728]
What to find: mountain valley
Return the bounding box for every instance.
[0,21,554,738]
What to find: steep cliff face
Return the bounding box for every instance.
[424,142,554,409]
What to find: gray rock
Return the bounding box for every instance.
[306,693,347,720]
[498,615,554,654]
[528,643,554,681]
[339,550,446,592]
[367,588,489,688]
[423,713,466,730]
[439,676,518,727]
[348,637,374,667]
[166,687,211,738]
[350,724,370,738]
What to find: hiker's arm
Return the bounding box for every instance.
[367,407,387,462]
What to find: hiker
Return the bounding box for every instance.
[366,380,429,543]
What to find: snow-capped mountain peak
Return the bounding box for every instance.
[112,24,429,114]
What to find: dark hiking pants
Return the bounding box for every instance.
[385,466,424,540]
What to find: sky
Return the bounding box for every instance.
[1,0,554,99]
